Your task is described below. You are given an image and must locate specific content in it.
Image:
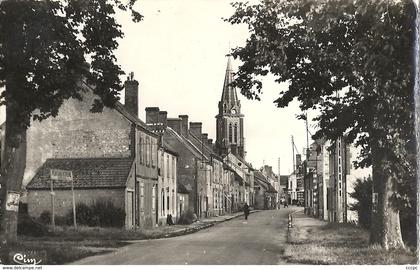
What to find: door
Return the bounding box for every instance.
[127,191,134,229]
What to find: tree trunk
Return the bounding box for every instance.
[370,146,405,250]
[0,103,28,248]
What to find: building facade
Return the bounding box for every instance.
[25,77,159,229]
[303,138,371,224]
[157,143,178,225]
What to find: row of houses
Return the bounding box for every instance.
[296,138,371,223]
[0,58,283,229]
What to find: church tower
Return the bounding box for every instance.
[216,57,245,158]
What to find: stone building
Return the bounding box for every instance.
[25,76,159,229]
[157,142,178,225]
[145,108,211,218]
[186,124,230,216]
[261,165,280,208]
[253,171,277,210]
[26,158,135,227]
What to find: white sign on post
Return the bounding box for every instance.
[372,192,379,212]
[50,169,76,228]
[50,169,73,181]
[6,191,20,212]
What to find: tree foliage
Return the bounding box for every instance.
[350,177,372,229]
[350,177,417,247]
[227,0,416,208]
[0,0,142,145]
[0,0,141,246]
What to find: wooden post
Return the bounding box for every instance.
[71,176,77,228]
[50,178,55,230]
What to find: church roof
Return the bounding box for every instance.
[220,57,239,110]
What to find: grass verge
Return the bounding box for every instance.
[284,212,417,264]
[8,221,216,264]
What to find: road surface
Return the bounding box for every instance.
[73,207,298,265]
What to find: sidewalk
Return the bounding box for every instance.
[283,210,417,265]
[129,210,260,241]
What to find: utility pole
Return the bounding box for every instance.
[291,135,295,173]
[278,157,281,209]
[306,112,310,160]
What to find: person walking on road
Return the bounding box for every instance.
[243,203,250,220]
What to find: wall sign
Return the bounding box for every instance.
[6,191,20,212]
[372,192,378,212]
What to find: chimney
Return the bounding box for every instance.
[124,72,139,117]
[201,133,208,146]
[145,107,160,124]
[189,122,202,139]
[167,118,182,135]
[207,139,213,149]
[179,115,189,138]
[159,111,168,127]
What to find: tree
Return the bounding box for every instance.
[0,0,141,246]
[228,0,417,249]
[349,177,372,229]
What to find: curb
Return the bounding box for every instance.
[286,209,304,243]
[126,210,261,242]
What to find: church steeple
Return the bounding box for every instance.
[216,57,245,158]
[219,57,240,115]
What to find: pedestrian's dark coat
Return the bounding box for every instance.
[243,203,250,220]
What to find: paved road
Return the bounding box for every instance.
[73,207,299,265]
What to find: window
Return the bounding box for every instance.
[151,139,155,167]
[167,196,170,210]
[144,135,147,165]
[327,188,330,210]
[172,156,175,180]
[166,155,170,179]
[139,137,143,164]
[152,185,156,211]
[140,183,144,212]
[172,190,175,214]
[149,137,153,166]
[229,123,232,142]
[145,136,150,166]
[234,123,238,143]
[161,189,165,216]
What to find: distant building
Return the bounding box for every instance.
[288,154,304,205]
[215,57,245,159]
[261,165,280,208]
[279,175,288,202]
[253,171,277,210]
[303,138,371,223]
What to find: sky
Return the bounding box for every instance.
[114,0,312,175]
[0,0,312,176]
